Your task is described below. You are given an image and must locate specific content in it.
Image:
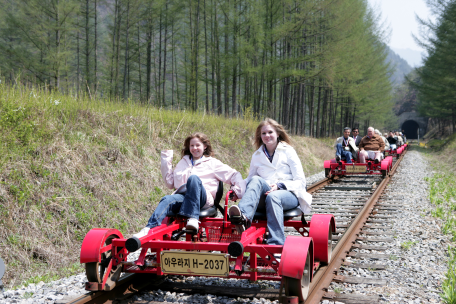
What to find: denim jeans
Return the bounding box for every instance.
[146,175,207,228]
[238,176,299,245]
[335,143,353,164]
[390,144,397,150]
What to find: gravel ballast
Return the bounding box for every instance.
[0,151,451,304]
[325,150,449,304]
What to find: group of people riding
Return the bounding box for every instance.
[130,118,311,252]
[128,121,407,254]
[334,127,407,164]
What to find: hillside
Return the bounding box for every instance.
[386,45,413,86]
[391,47,423,68]
[392,69,420,116]
[0,84,334,287]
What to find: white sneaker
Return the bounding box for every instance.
[229,205,242,217]
[132,227,150,238]
[186,218,199,230]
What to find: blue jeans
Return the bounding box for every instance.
[146,175,207,228]
[238,176,299,245]
[335,143,353,164]
[390,144,397,150]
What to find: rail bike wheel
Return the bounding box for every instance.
[308,214,334,265]
[284,251,311,301]
[85,234,122,290]
[326,222,333,263]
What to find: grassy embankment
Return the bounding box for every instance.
[417,135,456,303]
[0,84,334,288]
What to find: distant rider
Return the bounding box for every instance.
[395,131,404,146]
[375,129,390,151]
[334,127,359,164]
[387,131,397,150]
[351,127,362,146]
[358,127,385,164]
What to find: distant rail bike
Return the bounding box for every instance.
[384,143,407,159]
[324,154,394,178]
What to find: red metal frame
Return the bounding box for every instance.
[80,192,335,291]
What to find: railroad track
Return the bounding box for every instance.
[66,149,407,304]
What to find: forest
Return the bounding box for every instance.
[410,0,456,134]
[0,0,395,136]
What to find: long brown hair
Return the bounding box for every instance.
[181,132,214,158]
[254,118,292,149]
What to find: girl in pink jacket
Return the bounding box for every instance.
[132,132,245,238]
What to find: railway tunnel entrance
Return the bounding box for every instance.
[401,120,420,139]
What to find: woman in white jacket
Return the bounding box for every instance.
[229,119,310,245]
[132,132,245,238]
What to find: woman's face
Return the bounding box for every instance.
[261,124,278,147]
[189,137,207,159]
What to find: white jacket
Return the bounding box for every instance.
[161,150,246,208]
[381,136,390,150]
[246,142,312,213]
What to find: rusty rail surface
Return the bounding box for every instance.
[65,274,164,304]
[307,177,336,194]
[304,150,407,304]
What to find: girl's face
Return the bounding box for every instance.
[189,137,207,159]
[261,124,278,147]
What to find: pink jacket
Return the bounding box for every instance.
[160,150,246,208]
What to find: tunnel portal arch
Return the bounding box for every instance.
[401,120,420,139]
[398,112,428,140]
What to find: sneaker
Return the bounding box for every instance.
[186,218,199,230]
[229,205,246,233]
[335,155,341,162]
[374,159,379,164]
[132,227,150,238]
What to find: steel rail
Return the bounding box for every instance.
[303,150,407,304]
[66,274,163,304]
[307,176,338,194]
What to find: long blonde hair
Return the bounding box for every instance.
[254,118,292,149]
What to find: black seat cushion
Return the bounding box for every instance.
[199,206,217,217]
[253,207,302,219]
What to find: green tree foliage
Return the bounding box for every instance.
[410,0,456,133]
[0,0,393,136]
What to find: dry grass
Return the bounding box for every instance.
[0,84,333,288]
[437,135,456,173]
